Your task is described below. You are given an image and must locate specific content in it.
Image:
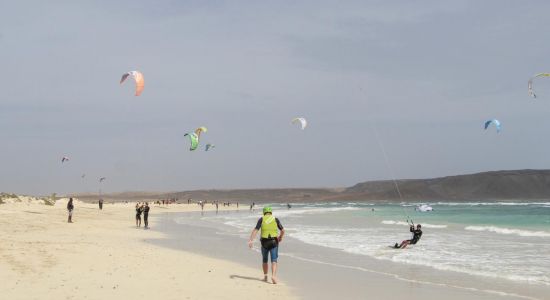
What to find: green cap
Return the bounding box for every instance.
[263,206,273,214]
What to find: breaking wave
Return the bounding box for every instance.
[464,226,550,237]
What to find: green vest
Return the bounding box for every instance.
[261,214,278,239]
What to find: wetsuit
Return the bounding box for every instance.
[409,227,422,244]
[143,206,150,228]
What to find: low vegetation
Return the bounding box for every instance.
[0,192,20,204]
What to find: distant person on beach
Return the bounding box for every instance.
[135,203,143,227]
[248,206,285,284]
[143,202,150,229]
[287,203,291,209]
[395,224,422,249]
[67,198,74,223]
[98,198,103,210]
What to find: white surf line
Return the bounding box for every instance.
[280,252,540,300]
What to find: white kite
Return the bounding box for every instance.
[291,117,307,130]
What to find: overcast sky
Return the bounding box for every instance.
[2,1,550,195]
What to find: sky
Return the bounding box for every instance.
[2,0,550,195]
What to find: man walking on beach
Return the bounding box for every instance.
[98,198,103,210]
[143,202,150,229]
[67,198,74,223]
[248,206,285,284]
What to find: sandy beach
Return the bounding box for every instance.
[0,200,295,300]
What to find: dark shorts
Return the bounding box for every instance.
[409,239,419,245]
[261,245,279,263]
[261,239,279,263]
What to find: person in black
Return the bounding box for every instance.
[67,198,74,223]
[135,203,143,227]
[143,202,150,229]
[395,224,422,249]
[98,198,103,210]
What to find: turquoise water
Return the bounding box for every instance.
[356,202,550,229]
[192,201,550,286]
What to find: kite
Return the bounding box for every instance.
[120,71,144,96]
[184,127,207,151]
[528,73,550,98]
[291,117,307,130]
[484,119,501,133]
[416,204,433,212]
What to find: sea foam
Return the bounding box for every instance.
[464,226,550,237]
[382,220,448,228]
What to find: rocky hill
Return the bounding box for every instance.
[75,170,550,203]
[341,169,550,201]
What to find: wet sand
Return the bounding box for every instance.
[152,209,548,300]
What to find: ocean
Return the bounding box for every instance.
[172,202,550,288]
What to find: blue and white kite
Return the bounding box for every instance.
[484,119,501,133]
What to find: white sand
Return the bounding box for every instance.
[0,200,296,300]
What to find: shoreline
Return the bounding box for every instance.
[151,209,549,300]
[0,201,296,300]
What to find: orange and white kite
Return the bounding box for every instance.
[120,71,144,96]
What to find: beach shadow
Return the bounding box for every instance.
[23,211,43,214]
[230,275,267,283]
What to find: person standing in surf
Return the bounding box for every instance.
[248,206,285,284]
[395,224,422,249]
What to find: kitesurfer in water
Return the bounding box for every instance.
[394,224,422,249]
